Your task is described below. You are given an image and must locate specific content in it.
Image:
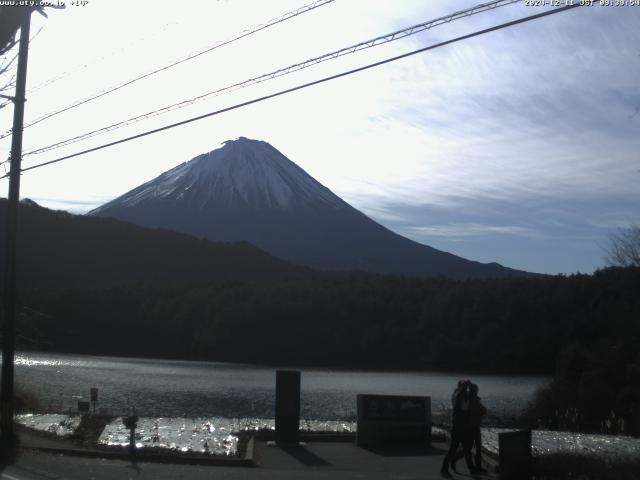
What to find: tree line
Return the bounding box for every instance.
[13,266,639,376]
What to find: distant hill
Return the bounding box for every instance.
[0,198,303,290]
[91,137,530,279]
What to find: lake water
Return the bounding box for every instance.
[14,351,548,420]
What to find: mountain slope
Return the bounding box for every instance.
[91,137,527,279]
[0,198,302,290]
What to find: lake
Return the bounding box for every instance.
[14,351,548,420]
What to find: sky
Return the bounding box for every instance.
[0,0,638,275]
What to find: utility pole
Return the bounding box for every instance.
[2,8,32,447]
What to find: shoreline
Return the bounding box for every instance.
[12,348,554,378]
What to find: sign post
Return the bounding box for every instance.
[275,370,301,444]
[123,408,138,456]
[90,388,98,414]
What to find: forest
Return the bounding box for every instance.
[14,266,640,376]
[1,199,639,434]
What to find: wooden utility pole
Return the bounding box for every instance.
[2,8,32,447]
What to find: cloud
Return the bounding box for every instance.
[28,196,108,213]
[404,223,536,239]
[338,5,640,208]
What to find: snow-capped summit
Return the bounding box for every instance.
[91,137,526,279]
[93,137,345,212]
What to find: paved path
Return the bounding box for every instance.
[254,440,497,479]
[0,431,499,480]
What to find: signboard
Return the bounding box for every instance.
[357,394,431,447]
[90,388,98,402]
[77,401,90,412]
[361,395,428,422]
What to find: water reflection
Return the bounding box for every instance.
[14,355,80,368]
[15,351,548,419]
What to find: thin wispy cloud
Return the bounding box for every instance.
[351,7,640,207]
[405,223,536,239]
[28,196,109,213]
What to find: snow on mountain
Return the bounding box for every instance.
[94,137,345,213]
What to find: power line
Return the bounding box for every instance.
[26,20,182,95]
[0,3,583,181]
[18,0,522,158]
[0,0,336,141]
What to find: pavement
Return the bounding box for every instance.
[0,429,500,480]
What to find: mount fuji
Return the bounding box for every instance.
[90,137,524,278]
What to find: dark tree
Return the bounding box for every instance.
[605,224,640,267]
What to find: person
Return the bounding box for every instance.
[451,379,465,408]
[452,382,487,473]
[441,380,480,477]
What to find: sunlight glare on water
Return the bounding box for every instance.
[15,352,548,419]
[14,354,81,368]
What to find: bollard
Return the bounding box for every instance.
[499,429,532,480]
